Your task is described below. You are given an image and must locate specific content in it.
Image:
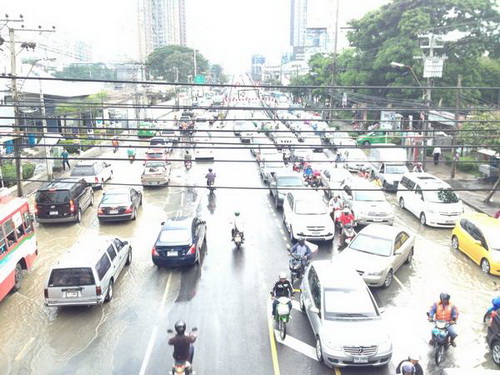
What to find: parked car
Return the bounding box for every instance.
[338,224,415,288]
[300,259,392,367]
[70,160,113,189]
[320,167,352,199]
[269,171,305,208]
[152,216,207,267]
[44,237,132,307]
[486,308,500,366]
[283,190,334,241]
[141,160,171,186]
[35,178,94,224]
[97,187,142,222]
[451,213,500,275]
[340,179,394,226]
[397,172,463,227]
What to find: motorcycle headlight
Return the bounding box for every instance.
[378,335,392,352]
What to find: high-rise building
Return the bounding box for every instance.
[250,55,266,82]
[290,0,308,48]
[138,0,187,61]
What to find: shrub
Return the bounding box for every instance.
[58,139,80,153]
[457,156,478,173]
[0,162,35,187]
[22,162,36,180]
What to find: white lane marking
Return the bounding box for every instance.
[180,191,185,207]
[394,274,407,291]
[291,300,302,311]
[274,330,317,361]
[138,325,158,375]
[158,273,172,317]
[15,337,34,361]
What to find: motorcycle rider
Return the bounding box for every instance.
[270,272,293,317]
[413,162,424,173]
[398,362,416,375]
[111,136,119,152]
[205,168,216,187]
[184,150,192,167]
[290,237,312,270]
[338,207,356,244]
[127,145,135,161]
[428,292,459,347]
[328,194,344,222]
[230,211,245,241]
[396,353,423,375]
[168,320,197,366]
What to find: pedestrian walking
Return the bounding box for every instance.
[61,148,70,171]
[432,146,442,165]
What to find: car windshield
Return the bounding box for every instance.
[70,166,95,176]
[354,190,385,202]
[424,188,460,203]
[277,177,303,187]
[385,165,408,174]
[145,161,166,168]
[101,193,129,204]
[159,228,191,245]
[295,200,327,215]
[49,268,95,287]
[36,190,70,204]
[324,288,378,319]
[349,234,393,257]
[146,152,163,158]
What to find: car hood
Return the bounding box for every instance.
[338,248,392,273]
[321,318,389,346]
[353,201,393,213]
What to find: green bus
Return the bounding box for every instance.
[137,122,157,138]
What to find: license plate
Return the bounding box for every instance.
[109,209,118,214]
[49,211,58,215]
[66,291,78,298]
[373,218,383,221]
[167,250,178,257]
[353,356,368,363]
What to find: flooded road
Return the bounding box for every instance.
[0,106,498,375]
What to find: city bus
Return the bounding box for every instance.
[137,122,157,138]
[0,196,38,302]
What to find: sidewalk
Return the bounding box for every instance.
[424,159,500,217]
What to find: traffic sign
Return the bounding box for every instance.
[194,75,205,84]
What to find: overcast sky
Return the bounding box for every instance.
[2,0,389,73]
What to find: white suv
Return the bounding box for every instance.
[283,191,334,241]
[70,160,113,189]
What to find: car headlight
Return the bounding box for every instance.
[366,270,384,276]
[378,335,392,353]
[427,209,435,214]
[325,338,343,351]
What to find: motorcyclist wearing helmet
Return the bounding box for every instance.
[398,362,416,375]
[413,162,424,173]
[230,211,245,240]
[428,293,459,347]
[127,144,135,157]
[184,150,192,161]
[270,272,293,317]
[205,168,216,186]
[168,320,197,364]
[338,207,355,226]
[396,353,423,375]
[328,194,344,222]
[290,238,312,269]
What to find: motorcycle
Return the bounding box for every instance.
[207,180,215,193]
[483,296,500,324]
[184,160,192,170]
[167,327,197,375]
[340,222,356,250]
[288,252,309,285]
[232,230,244,249]
[273,296,291,340]
[427,313,454,365]
[128,154,135,164]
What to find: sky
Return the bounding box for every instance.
[2,0,390,73]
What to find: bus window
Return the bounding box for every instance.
[0,237,6,255]
[23,211,33,234]
[3,219,17,247]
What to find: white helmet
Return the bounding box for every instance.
[279,271,287,280]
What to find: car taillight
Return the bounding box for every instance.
[69,200,76,213]
[44,288,48,298]
[97,208,104,215]
[152,247,159,256]
[96,286,102,296]
[187,244,196,255]
[124,206,133,214]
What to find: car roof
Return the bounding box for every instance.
[39,178,82,191]
[103,187,132,195]
[463,213,500,235]
[274,171,302,178]
[288,190,323,200]
[358,224,408,239]
[310,260,365,289]
[349,177,382,189]
[162,216,194,230]
[52,238,116,268]
[75,161,98,167]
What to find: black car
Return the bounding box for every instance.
[97,187,142,222]
[35,178,94,224]
[152,216,207,267]
[487,310,500,366]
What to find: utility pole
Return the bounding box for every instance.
[450,75,462,179]
[327,0,340,122]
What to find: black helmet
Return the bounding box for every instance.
[174,320,186,335]
[208,168,213,172]
[439,293,450,303]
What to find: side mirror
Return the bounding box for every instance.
[192,327,198,332]
[161,221,165,225]
[122,241,129,246]
[379,307,385,314]
[167,329,173,334]
[310,306,320,315]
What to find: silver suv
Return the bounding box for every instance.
[300,260,392,368]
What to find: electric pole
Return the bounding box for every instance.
[450,75,462,179]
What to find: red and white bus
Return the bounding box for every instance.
[0,196,38,302]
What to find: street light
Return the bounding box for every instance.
[390,61,423,89]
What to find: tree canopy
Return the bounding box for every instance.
[54,63,116,80]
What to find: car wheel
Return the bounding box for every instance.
[140,196,143,206]
[405,247,414,264]
[13,263,23,292]
[300,294,306,312]
[125,248,132,266]
[492,340,500,366]
[104,279,114,302]
[132,208,138,221]
[76,209,82,223]
[451,235,459,250]
[383,269,393,288]
[363,141,370,146]
[399,197,405,209]
[316,337,324,363]
[100,179,105,190]
[481,258,491,274]
[383,181,389,191]
[89,194,94,207]
[420,212,427,226]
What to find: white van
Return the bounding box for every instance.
[397,172,463,227]
[193,131,215,160]
[283,191,334,241]
[44,237,132,307]
[369,144,408,191]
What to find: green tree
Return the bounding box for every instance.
[146,45,209,82]
[458,111,500,151]
[54,63,116,80]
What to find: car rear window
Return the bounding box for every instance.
[277,177,303,187]
[48,268,95,287]
[324,288,378,319]
[146,152,163,158]
[158,228,191,245]
[150,139,166,146]
[101,193,129,204]
[36,190,71,204]
[71,166,95,176]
